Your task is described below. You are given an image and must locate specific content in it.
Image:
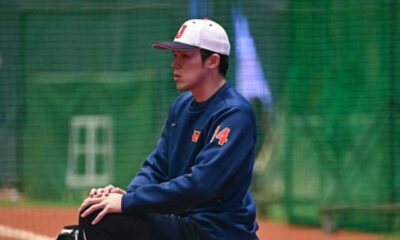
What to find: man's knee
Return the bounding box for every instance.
[78,210,152,239]
[79,210,98,228]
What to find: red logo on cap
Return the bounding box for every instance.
[175,24,188,39]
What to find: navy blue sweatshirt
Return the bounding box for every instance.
[122,83,259,239]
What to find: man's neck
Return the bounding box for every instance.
[192,76,226,103]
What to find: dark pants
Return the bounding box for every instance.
[79,210,210,240]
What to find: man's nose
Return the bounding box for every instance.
[171,59,180,69]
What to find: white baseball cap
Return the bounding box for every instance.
[153,19,230,56]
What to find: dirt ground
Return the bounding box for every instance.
[0,207,394,240]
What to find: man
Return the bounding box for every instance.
[78,18,259,240]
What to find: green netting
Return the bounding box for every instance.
[23,72,159,198]
[0,0,399,235]
[251,0,400,232]
[19,6,179,198]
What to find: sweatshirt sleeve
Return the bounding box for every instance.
[121,107,256,213]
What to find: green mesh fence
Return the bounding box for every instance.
[0,0,399,237]
[19,5,178,199]
[250,0,400,233]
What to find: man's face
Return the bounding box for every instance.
[171,49,207,91]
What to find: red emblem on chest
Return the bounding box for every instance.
[192,130,201,142]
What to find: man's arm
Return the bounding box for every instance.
[122,108,256,213]
[79,123,170,225]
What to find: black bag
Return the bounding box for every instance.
[55,225,80,240]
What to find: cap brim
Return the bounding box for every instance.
[152,41,199,51]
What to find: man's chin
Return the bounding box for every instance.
[175,83,189,91]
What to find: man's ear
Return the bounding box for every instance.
[207,53,221,70]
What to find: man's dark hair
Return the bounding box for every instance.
[200,49,229,77]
